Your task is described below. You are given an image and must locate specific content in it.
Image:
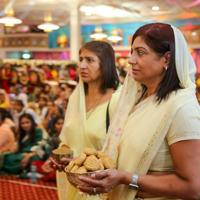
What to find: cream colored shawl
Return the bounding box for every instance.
[102,25,198,200]
[57,78,121,200]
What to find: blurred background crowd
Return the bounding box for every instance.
[0,60,80,181]
[0,58,199,182]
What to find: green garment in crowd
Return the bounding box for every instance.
[0,128,44,174]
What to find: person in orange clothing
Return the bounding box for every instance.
[0,108,15,153]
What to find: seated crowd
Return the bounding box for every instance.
[0,82,72,181]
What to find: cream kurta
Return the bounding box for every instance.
[57,79,121,200]
[102,25,200,200]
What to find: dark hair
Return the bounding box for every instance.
[79,41,119,94]
[62,98,68,104]
[0,108,12,122]
[57,106,64,116]
[131,23,181,102]
[39,96,48,102]
[44,84,51,88]
[15,99,24,107]
[67,63,77,70]
[44,84,51,93]
[18,113,37,152]
[47,100,55,106]
[49,115,64,136]
[119,69,127,78]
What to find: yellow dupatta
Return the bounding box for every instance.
[57,78,121,200]
[102,25,199,200]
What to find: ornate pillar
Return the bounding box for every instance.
[69,2,81,62]
[0,24,6,59]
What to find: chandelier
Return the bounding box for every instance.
[0,7,22,27]
[38,11,59,33]
[90,26,107,40]
[108,29,122,42]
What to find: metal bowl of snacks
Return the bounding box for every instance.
[64,148,116,189]
[65,169,108,188]
[52,148,73,164]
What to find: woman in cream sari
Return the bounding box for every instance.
[77,23,200,199]
[52,41,121,200]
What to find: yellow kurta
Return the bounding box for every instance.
[57,78,121,200]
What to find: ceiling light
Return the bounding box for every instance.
[152,6,160,11]
[108,30,122,42]
[0,7,22,27]
[90,26,107,40]
[108,29,122,43]
[37,11,59,33]
[38,23,59,33]
[108,35,122,42]
[191,31,197,36]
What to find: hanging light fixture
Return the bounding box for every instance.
[0,6,22,27]
[90,26,107,40]
[38,11,59,33]
[108,29,122,43]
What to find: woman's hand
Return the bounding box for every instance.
[20,153,35,169]
[41,159,54,173]
[77,169,124,195]
[49,157,74,172]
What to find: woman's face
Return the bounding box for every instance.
[47,101,53,109]
[38,98,46,107]
[20,117,32,132]
[79,49,101,84]
[62,100,68,110]
[44,85,51,92]
[54,118,64,134]
[14,102,23,112]
[128,36,166,88]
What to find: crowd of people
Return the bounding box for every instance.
[0,22,200,200]
[0,79,74,180]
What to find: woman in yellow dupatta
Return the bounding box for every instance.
[52,41,121,200]
[77,23,200,200]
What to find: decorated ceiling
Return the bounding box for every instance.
[0,0,199,26]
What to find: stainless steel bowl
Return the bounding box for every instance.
[52,148,73,164]
[65,168,108,188]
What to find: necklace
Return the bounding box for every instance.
[86,95,103,119]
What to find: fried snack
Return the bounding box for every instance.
[66,160,75,172]
[76,166,87,173]
[53,148,73,155]
[70,165,79,172]
[83,148,97,156]
[65,148,116,173]
[103,157,116,169]
[97,151,109,159]
[98,158,105,171]
[74,153,87,166]
[84,155,100,171]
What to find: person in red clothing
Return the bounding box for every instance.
[1,63,12,93]
[42,64,52,81]
[68,64,78,82]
